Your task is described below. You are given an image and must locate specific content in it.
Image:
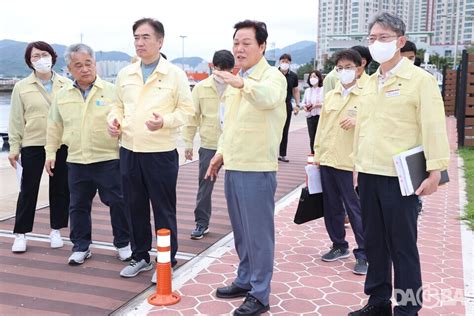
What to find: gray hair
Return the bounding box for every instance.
[64,43,95,64]
[368,12,406,36]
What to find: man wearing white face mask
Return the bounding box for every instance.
[183,50,235,240]
[277,53,299,163]
[313,49,367,276]
[8,41,71,253]
[350,12,450,316]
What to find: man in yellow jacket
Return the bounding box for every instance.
[206,20,286,316]
[107,18,194,281]
[350,13,450,316]
[45,43,131,265]
[183,50,235,240]
[314,49,367,275]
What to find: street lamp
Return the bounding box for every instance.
[179,35,187,70]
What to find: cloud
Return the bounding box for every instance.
[0,0,317,61]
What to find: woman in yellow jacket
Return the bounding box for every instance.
[8,41,70,253]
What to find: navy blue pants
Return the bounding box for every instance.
[359,173,422,315]
[225,171,277,306]
[14,145,69,233]
[120,148,178,265]
[68,160,130,252]
[320,166,365,260]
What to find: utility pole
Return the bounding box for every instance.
[179,35,187,70]
[453,0,460,69]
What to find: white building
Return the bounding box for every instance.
[317,0,410,69]
[96,60,130,77]
[317,0,474,68]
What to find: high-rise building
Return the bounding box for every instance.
[433,0,474,46]
[317,0,410,68]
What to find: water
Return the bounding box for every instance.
[0,92,11,133]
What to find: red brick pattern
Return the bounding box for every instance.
[147,118,468,315]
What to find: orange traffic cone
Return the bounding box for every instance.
[147,229,181,306]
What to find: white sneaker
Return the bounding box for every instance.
[117,244,132,261]
[50,229,64,248]
[12,234,27,253]
[120,259,153,278]
[68,249,91,265]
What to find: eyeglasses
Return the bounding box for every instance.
[31,52,51,61]
[366,35,399,44]
[336,66,357,72]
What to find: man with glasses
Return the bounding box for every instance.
[205,20,286,315]
[314,49,367,276]
[45,43,132,265]
[350,12,450,316]
[108,18,194,282]
[183,50,235,240]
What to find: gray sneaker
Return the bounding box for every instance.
[353,258,368,275]
[68,249,91,265]
[321,247,350,262]
[120,259,153,278]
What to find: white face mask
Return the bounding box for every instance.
[32,56,53,74]
[309,77,319,86]
[338,69,357,85]
[369,40,398,64]
[279,63,290,71]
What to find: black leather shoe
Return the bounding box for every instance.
[234,294,270,316]
[216,283,249,298]
[348,302,392,316]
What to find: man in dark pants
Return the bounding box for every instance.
[206,20,287,315]
[108,18,193,282]
[350,12,450,316]
[277,53,300,163]
[183,50,235,240]
[314,49,367,275]
[45,43,131,265]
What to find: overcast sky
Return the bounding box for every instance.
[0,0,318,61]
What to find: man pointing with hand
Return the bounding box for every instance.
[107,18,193,281]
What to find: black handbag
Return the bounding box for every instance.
[293,187,324,224]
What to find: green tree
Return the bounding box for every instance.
[429,53,451,70]
[296,59,315,80]
[322,58,335,75]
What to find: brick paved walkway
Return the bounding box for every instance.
[127,117,472,316]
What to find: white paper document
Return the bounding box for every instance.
[305,164,323,194]
[16,159,23,189]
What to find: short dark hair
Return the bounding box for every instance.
[401,40,417,54]
[350,45,372,68]
[24,41,57,70]
[307,70,323,88]
[333,49,362,67]
[212,50,235,70]
[414,56,422,67]
[279,53,292,62]
[233,20,268,46]
[133,18,165,38]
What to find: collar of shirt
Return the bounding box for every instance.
[73,78,96,100]
[239,64,257,79]
[36,72,55,94]
[342,84,356,98]
[334,81,359,98]
[377,57,404,85]
[141,58,160,83]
